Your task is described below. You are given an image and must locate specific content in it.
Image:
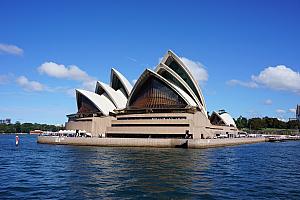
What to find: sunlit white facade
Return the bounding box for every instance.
[74,68,132,117]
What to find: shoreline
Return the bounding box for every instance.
[37,136,267,149]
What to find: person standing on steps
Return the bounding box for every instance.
[185,130,190,139]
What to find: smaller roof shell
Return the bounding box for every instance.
[210,111,237,127]
[110,68,133,98]
[76,89,116,116]
[219,112,236,127]
[95,81,127,109]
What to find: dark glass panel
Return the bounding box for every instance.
[210,114,226,126]
[166,59,203,106]
[95,87,104,95]
[160,70,195,101]
[77,94,99,114]
[95,84,105,95]
[111,75,128,98]
[129,76,187,109]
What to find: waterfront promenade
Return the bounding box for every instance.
[37,136,266,149]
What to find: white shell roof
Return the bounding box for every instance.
[127,69,197,107]
[219,112,236,127]
[156,63,207,116]
[76,89,116,116]
[96,81,127,109]
[111,68,133,97]
[159,50,207,112]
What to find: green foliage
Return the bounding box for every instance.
[234,116,300,130]
[235,116,248,129]
[0,122,64,133]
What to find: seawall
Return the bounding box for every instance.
[37,136,267,149]
[188,137,266,148]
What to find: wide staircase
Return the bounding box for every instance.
[105,113,192,138]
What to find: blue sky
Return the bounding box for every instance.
[0,0,299,124]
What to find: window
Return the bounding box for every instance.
[77,94,99,114]
[111,74,128,98]
[129,76,187,109]
[165,57,204,106]
[210,113,226,126]
[160,70,190,96]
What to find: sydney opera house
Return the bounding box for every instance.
[66,50,238,139]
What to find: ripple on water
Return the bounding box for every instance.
[0,135,300,199]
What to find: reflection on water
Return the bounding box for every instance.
[0,135,300,200]
[64,147,213,199]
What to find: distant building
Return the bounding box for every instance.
[297,104,300,121]
[0,118,11,125]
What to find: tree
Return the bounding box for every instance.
[235,116,248,129]
[248,118,264,130]
[15,122,21,133]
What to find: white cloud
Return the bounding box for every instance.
[38,62,96,91]
[264,99,273,105]
[276,109,286,114]
[16,76,45,91]
[289,108,296,113]
[38,62,92,81]
[0,43,23,56]
[229,65,300,95]
[81,80,97,91]
[64,88,76,97]
[226,79,258,88]
[180,57,208,83]
[251,65,300,94]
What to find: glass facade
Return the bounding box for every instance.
[77,94,100,114]
[111,75,128,98]
[210,113,226,126]
[128,76,187,109]
[166,57,204,106]
[160,70,198,103]
[95,84,105,95]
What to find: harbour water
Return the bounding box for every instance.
[0,134,300,199]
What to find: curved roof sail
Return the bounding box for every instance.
[95,81,127,109]
[156,63,207,117]
[127,69,197,109]
[210,111,237,127]
[76,89,116,116]
[110,68,133,98]
[219,112,237,127]
[159,50,207,111]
